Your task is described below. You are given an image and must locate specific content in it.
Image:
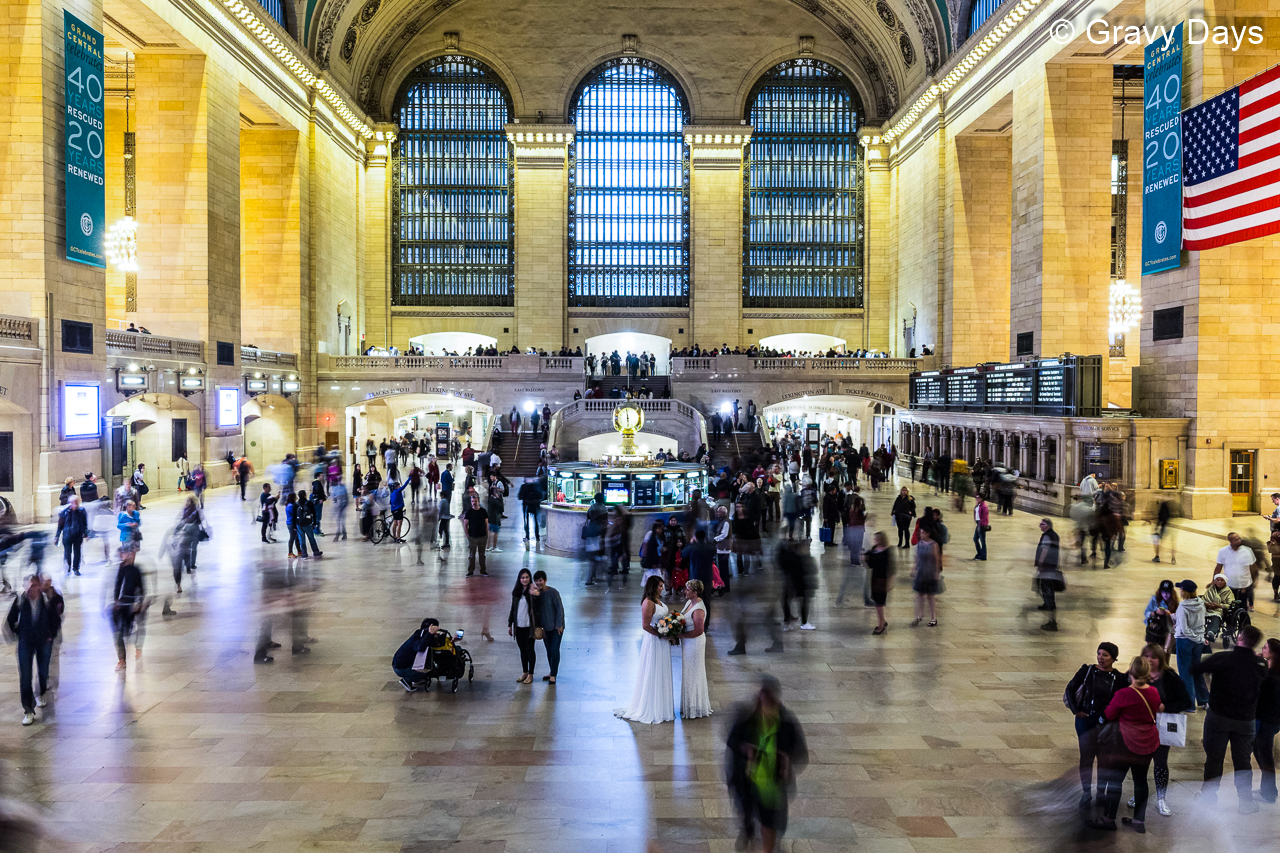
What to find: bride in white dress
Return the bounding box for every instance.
[679,580,712,719]
[616,576,676,724]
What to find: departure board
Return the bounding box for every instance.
[913,374,945,406]
[946,371,982,406]
[909,356,1101,417]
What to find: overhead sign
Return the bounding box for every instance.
[1141,21,1183,275]
[63,12,105,268]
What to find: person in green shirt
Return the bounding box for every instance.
[725,676,809,852]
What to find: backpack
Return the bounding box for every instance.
[1145,611,1171,644]
[297,502,316,527]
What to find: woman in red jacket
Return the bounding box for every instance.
[1093,656,1164,832]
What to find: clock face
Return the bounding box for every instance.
[614,405,643,432]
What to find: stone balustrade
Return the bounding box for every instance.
[0,314,39,347]
[241,346,298,367]
[672,355,923,375]
[105,329,204,361]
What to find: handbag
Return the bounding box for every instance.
[533,627,545,640]
[137,481,150,496]
[1157,712,1188,748]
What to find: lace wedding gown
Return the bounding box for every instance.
[680,600,712,719]
[617,600,675,724]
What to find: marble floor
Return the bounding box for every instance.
[2,478,1278,853]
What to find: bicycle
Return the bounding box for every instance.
[370,510,411,544]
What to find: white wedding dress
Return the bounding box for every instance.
[617,600,676,724]
[679,600,712,719]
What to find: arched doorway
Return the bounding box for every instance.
[761,395,877,447]
[757,333,847,355]
[345,393,495,468]
[585,332,673,375]
[243,395,295,472]
[408,331,497,356]
[105,394,202,492]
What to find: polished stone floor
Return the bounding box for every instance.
[2,478,1278,852]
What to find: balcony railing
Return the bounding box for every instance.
[671,355,921,375]
[105,329,204,360]
[241,346,298,367]
[0,314,39,347]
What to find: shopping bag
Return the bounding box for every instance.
[1157,712,1188,747]
[818,527,834,543]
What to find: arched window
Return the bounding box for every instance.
[966,0,1007,39]
[392,57,513,306]
[569,58,689,308]
[744,59,863,308]
[255,0,288,32]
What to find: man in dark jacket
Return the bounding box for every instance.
[55,495,89,576]
[79,472,99,504]
[7,575,62,724]
[1193,625,1267,810]
[726,675,808,853]
[517,478,543,545]
[392,618,443,692]
[777,538,816,631]
[532,571,564,683]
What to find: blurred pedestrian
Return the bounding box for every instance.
[836,488,867,606]
[1152,500,1176,564]
[866,531,892,634]
[1033,518,1063,632]
[55,495,88,576]
[725,675,809,853]
[111,549,147,671]
[330,480,349,541]
[910,524,941,627]
[777,539,815,632]
[7,574,61,725]
[1256,637,1280,803]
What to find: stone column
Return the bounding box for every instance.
[1,0,107,519]
[363,126,391,349]
[945,135,1011,365]
[687,127,751,347]
[1135,1,1280,517]
[1010,64,1111,373]
[241,128,305,355]
[134,53,242,468]
[863,140,893,352]
[507,125,572,350]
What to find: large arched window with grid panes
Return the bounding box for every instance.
[568,58,689,308]
[743,59,863,308]
[391,57,513,306]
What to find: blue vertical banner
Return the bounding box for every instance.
[64,11,106,268]
[1141,22,1183,275]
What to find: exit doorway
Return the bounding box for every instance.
[1230,449,1256,513]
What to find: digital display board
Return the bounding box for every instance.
[909,356,1101,417]
[62,382,101,438]
[216,387,240,429]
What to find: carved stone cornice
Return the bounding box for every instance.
[685,125,752,170]
[505,124,574,170]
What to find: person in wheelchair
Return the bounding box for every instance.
[392,618,451,692]
[1203,574,1236,614]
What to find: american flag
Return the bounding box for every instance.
[1182,63,1280,251]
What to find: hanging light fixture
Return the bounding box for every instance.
[106,55,139,280]
[1108,279,1141,338]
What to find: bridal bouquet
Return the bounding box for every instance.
[655,612,685,644]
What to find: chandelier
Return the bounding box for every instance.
[106,55,140,279]
[105,216,138,271]
[1108,279,1141,338]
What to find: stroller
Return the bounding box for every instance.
[1204,599,1251,648]
[422,630,475,693]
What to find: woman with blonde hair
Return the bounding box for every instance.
[1093,656,1164,832]
[1134,643,1193,815]
[679,579,711,719]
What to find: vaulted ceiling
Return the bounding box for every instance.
[299,0,952,123]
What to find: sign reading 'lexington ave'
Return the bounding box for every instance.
[64,12,105,268]
[1141,22,1183,275]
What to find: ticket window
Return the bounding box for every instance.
[661,475,686,506]
[633,478,658,507]
[575,475,599,505]
[556,475,575,504]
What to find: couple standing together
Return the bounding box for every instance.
[617,576,712,724]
